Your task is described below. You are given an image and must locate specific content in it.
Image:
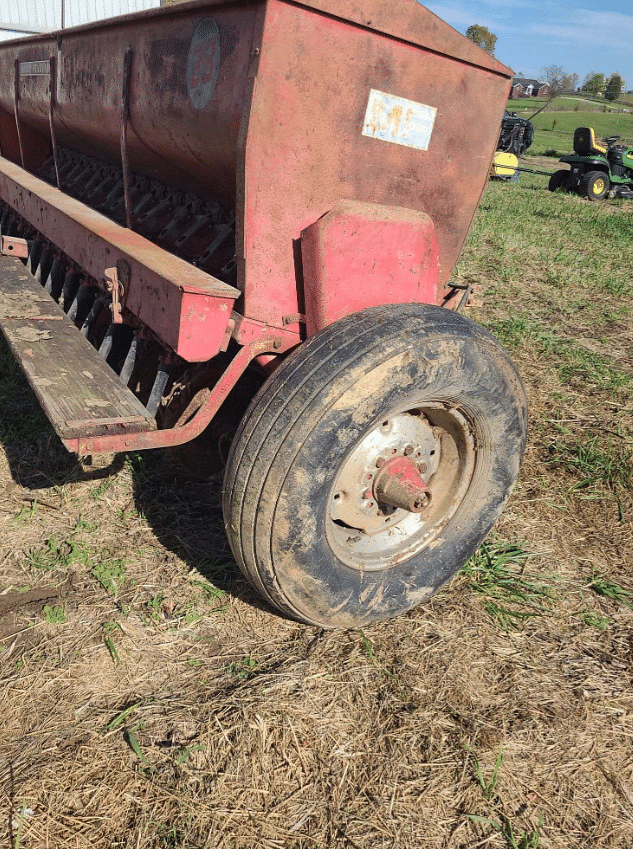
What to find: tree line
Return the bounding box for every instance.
[464,26,625,102]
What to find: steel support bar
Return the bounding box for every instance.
[120,49,133,229]
[514,167,556,177]
[48,57,62,189]
[65,335,292,455]
[0,157,241,361]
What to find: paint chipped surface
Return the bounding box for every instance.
[362,89,437,151]
[85,399,112,408]
[14,327,52,342]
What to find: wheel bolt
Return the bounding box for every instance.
[363,490,372,500]
[404,445,414,456]
[418,463,427,473]
[375,457,385,468]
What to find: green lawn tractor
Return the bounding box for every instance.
[548,127,633,201]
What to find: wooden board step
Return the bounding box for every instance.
[0,255,156,441]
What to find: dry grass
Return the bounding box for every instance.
[2,173,633,848]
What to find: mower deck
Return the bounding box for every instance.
[0,254,156,441]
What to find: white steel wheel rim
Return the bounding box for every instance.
[326,404,477,571]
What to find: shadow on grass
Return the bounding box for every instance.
[0,333,129,490]
[126,449,276,617]
[0,331,275,615]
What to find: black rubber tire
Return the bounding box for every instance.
[548,169,569,192]
[223,304,527,628]
[580,170,610,201]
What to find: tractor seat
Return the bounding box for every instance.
[573,127,607,156]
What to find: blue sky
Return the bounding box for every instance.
[424,0,633,89]
[0,1,630,89]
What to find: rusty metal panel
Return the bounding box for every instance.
[292,0,509,75]
[240,0,512,328]
[0,2,260,209]
[0,0,512,337]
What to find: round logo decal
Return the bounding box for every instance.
[187,19,221,110]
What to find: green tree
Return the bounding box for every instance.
[582,72,605,93]
[465,25,497,56]
[605,74,622,102]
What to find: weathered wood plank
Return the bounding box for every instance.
[0,255,156,440]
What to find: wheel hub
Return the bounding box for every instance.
[373,455,431,512]
[327,405,476,571]
[330,411,440,535]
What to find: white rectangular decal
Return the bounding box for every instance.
[19,61,50,77]
[362,89,436,151]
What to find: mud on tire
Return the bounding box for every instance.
[223,304,528,628]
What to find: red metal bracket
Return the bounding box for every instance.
[104,260,130,323]
[230,312,300,348]
[0,157,240,361]
[1,235,29,258]
[64,333,295,456]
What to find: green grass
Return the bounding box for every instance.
[227,656,259,680]
[466,745,504,800]
[585,569,633,610]
[457,174,633,322]
[465,745,544,848]
[485,317,632,402]
[468,813,544,849]
[460,541,555,631]
[103,621,122,664]
[549,436,632,520]
[25,537,91,573]
[92,559,127,594]
[579,609,612,630]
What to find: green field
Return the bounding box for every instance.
[508,94,632,114]
[516,109,633,157]
[504,94,633,156]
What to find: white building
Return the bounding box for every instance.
[0,0,161,41]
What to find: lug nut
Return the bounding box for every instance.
[375,457,385,468]
[404,445,414,456]
[418,463,428,473]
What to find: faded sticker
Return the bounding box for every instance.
[19,60,50,77]
[362,89,436,151]
[187,18,221,110]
